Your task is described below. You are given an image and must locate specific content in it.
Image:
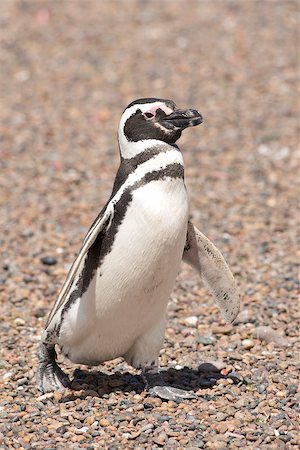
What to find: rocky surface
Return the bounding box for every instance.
[0,1,299,449]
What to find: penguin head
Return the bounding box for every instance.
[118,98,203,158]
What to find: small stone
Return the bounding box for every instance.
[235,309,255,324]
[14,318,25,326]
[220,367,232,376]
[144,402,154,409]
[212,325,233,335]
[235,398,246,408]
[206,359,226,371]
[242,339,255,350]
[217,422,228,433]
[99,418,110,427]
[3,372,13,381]
[207,441,227,449]
[153,434,166,446]
[36,392,54,401]
[16,377,28,386]
[34,308,47,318]
[135,404,144,411]
[56,425,67,434]
[198,335,216,345]
[53,391,62,401]
[287,384,298,395]
[215,412,228,422]
[257,384,267,394]
[254,327,288,347]
[140,423,154,433]
[86,415,96,425]
[229,372,244,383]
[122,432,132,439]
[184,316,198,327]
[74,426,89,434]
[41,256,58,266]
[276,390,287,398]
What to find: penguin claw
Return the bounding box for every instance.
[36,343,70,393]
[148,385,196,402]
[36,361,70,393]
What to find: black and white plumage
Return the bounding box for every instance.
[37,98,240,396]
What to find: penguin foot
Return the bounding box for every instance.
[142,366,196,402]
[36,342,70,393]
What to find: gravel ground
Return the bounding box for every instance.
[0,1,299,449]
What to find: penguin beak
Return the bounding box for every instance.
[161,108,203,130]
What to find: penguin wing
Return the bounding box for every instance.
[183,221,240,323]
[44,201,114,334]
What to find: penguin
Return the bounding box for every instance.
[36,98,240,399]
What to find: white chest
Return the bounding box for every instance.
[59,177,189,364]
[98,178,189,308]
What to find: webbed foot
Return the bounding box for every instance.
[36,342,70,393]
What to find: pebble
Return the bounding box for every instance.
[183,316,198,327]
[254,327,288,347]
[33,308,47,318]
[2,372,13,381]
[99,419,110,427]
[56,425,67,435]
[242,339,255,350]
[74,426,89,434]
[14,318,25,326]
[36,393,54,402]
[198,335,216,346]
[287,384,298,395]
[16,377,28,386]
[40,256,58,266]
[153,433,167,446]
[53,391,62,402]
[212,325,233,335]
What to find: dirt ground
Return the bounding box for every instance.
[0,1,299,449]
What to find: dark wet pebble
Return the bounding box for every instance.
[40,256,58,266]
[56,425,67,434]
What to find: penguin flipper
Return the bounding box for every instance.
[43,201,114,337]
[37,203,114,392]
[183,221,240,323]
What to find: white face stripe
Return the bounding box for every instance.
[120,102,173,131]
[118,102,174,159]
[148,103,173,116]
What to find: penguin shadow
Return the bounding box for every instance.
[60,363,242,401]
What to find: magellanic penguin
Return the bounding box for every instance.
[37,98,240,399]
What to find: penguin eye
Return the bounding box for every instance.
[144,112,154,119]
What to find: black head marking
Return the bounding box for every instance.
[122,98,202,145]
[124,108,182,144]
